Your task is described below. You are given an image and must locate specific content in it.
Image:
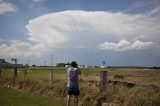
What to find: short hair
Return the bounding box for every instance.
[71,61,77,67]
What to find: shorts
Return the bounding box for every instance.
[67,87,80,96]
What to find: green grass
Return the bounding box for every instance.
[1,67,99,79]
[0,87,64,106]
[80,68,99,74]
[1,67,160,106]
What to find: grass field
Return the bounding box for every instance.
[1,67,99,78]
[0,67,160,106]
[0,87,64,106]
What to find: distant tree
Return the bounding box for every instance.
[56,63,65,67]
[0,59,6,63]
[32,64,36,67]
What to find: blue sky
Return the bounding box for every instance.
[0,0,160,66]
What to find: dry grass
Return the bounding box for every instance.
[0,68,160,106]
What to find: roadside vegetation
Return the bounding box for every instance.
[0,87,64,106]
[0,67,160,106]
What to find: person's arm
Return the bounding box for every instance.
[67,68,69,76]
[75,64,81,75]
[78,68,81,75]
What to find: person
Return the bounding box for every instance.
[67,61,81,106]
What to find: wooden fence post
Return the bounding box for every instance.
[24,69,27,78]
[13,67,17,81]
[0,68,1,78]
[99,70,107,93]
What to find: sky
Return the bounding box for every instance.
[0,0,160,66]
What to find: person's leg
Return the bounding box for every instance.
[67,95,71,106]
[74,95,78,106]
[67,87,73,106]
[73,87,79,106]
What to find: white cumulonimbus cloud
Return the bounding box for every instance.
[0,0,17,14]
[1,10,160,59]
[98,40,154,51]
[26,10,160,50]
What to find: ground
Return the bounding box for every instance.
[0,87,64,106]
[0,67,160,106]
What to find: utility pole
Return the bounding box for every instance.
[27,59,30,66]
[50,55,54,87]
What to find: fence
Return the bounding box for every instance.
[0,64,28,81]
[0,67,108,90]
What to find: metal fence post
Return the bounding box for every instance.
[24,65,28,78]
[50,55,54,87]
[50,68,54,87]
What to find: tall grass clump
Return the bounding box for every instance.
[105,85,160,106]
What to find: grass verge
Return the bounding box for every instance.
[0,87,65,106]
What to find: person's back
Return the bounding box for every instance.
[67,67,80,88]
[67,61,81,106]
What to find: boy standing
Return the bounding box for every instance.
[67,61,81,106]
